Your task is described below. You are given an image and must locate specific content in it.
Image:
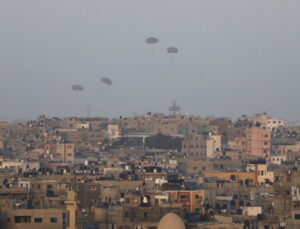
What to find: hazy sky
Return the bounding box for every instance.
[1,0,300,121]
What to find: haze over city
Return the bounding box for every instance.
[1,0,300,121]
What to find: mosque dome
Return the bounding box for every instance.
[157,213,185,229]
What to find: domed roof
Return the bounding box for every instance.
[157,213,185,229]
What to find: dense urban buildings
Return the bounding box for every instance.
[0,112,300,228]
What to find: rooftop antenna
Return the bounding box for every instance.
[168,100,181,115]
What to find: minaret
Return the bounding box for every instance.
[65,190,77,229]
[168,100,181,115]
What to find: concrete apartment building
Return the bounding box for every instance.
[45,142,74,163]
[204,171,258,187]
[0,190,77,229]
[0,157,40,172]
[245,126,271,158]
[166,189,205,213]
[239,113,284,131]
[264,119,285,131]
[206,134,221,158]
[182,134,221,159]
[2,208,66,229]
[273,170,300,228]
[56,143,74,163]
[182,135,207,159]
[272,141,300,156]
[246,163,274,186]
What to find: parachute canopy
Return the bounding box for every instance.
[167,47,178,53]
[101,77,112,86]
[146,37,159,44]
[72,84,84,91]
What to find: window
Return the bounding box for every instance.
[15,216,31,223]
[37,184,40,189]
[195,194,200,199]
[47,184,53,189]
[295,214,300,220]
[34,218,43,223]
[135,226,144,229]
[51,218,58,223]
[264,142,268,145]
[180,195,187,200]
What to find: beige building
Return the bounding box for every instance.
[0,157,40,171]
[264,118,284,130]
[107,124,120,139]
[246,163,274,186]
[2,208,66,229]
[273,141,300,156]
[56,143,74,163]
[74,122,89,129]
[228,137,246,152]
[206,134,221,158]
[270,155,286,165]
[242,206,262,216]
[45,142,74,163]
[182,135,207,159]
[182,134,221,159]
[273,170,300,228]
